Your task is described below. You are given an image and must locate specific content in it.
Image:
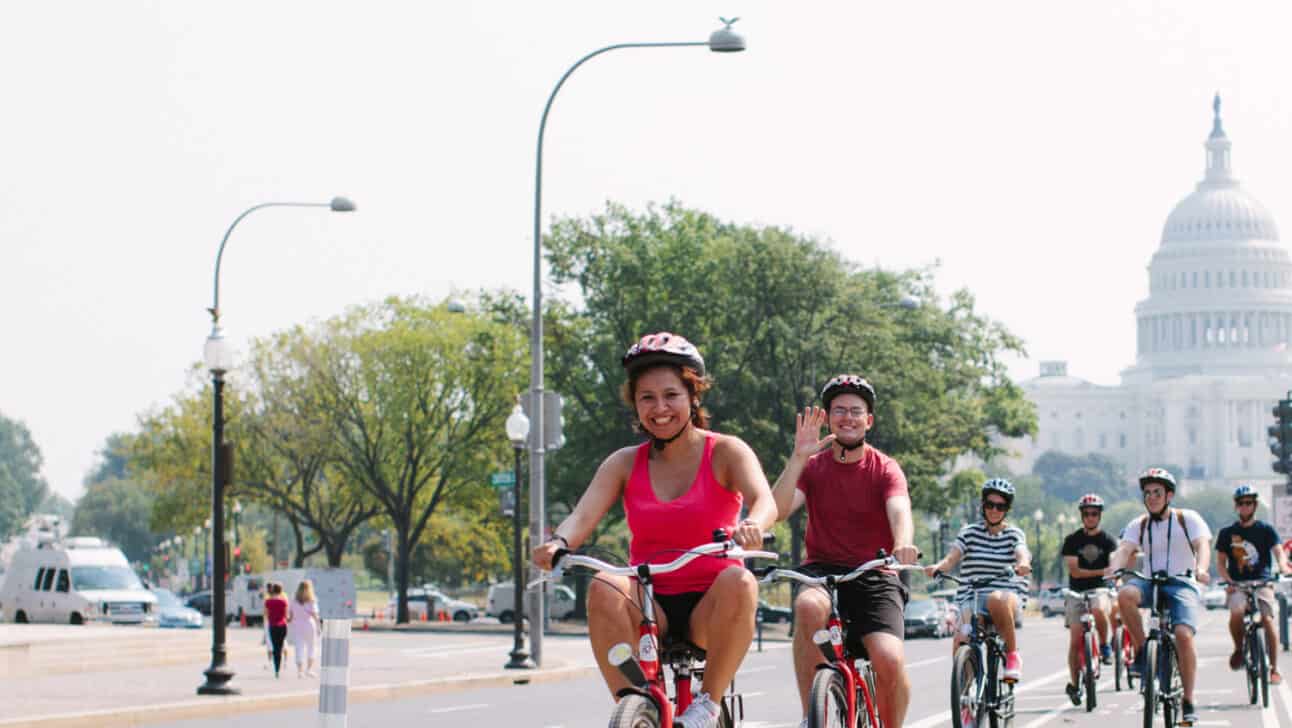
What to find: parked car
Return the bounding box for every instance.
[1037,587,1065,618]
[1203,585,1227,610]
[756,599,792,624]
[389,588,481,622]
[487,582,576,623]
[905,598,952,638]
[151,588,203,629]
[185,590,212,616]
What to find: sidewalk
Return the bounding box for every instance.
[0,620,792,727]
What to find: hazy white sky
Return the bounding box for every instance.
[4,2,1292,501]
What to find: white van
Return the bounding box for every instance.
[0,537,156,624]
[486,581,576,623]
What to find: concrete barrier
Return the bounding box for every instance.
[318,620,350,728]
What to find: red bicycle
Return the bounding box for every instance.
[539,530,778,728]
[1113,615,1136,692]
[756,552,923,728]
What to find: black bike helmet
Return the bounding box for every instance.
[622,332,705,377]
[820,374,876,412]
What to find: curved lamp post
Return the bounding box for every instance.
[198,197,355,696]
[504,401,533,669]
[527,17,745,667]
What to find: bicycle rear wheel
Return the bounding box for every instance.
[1084,630,1098,712]
[609,694,659,728]
[808,668,850,728]
[951,645,985,728]
[1141,639,1158,728]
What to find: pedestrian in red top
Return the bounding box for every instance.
[263,581,289,678]
[771,375,918,728]
[532,332,777,728]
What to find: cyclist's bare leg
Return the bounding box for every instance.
[587,573,663,697]
[863,631,909,728]
[1067,620,1085,684]
[985,592,1018,652]
[1093,602,1111,647]
[1117,585,1146,650]
[688,566,758,700]
[1174,624,1196,703]
[1227,603,1245,654]
[1263,614,1279,673]
[790,586,831,715]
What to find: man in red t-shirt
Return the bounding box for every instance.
[772,375,917,728]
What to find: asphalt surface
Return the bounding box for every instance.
[144,610,1286,728]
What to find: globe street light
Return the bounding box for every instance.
[528,17,745,667]
[198,197,355,697]
[504,401,533,670]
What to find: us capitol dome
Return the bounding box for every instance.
[1005,96,1292,496]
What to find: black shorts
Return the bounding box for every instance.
[800,564,909,652]
[655,591,705,647]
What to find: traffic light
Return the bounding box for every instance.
[1269,395,1292,492]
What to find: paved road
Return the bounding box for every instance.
[149,610,1287,728]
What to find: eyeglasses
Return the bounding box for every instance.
[1143,488,1167,498]
[983,501,1009,512]
[1080,510,1101,518]
[1236,499,1258,508]
[830,407,869,419]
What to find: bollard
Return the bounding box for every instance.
[318,619,351,728]
[756,608,764,652]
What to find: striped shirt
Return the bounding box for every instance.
[951,521,1029,605]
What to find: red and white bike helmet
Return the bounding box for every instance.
[1077,493,1104,510]
[622,332,705,377]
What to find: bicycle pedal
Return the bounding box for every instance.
[1002,677,1018,685]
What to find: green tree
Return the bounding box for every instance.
[541,201,1036,552]
[1032,451,1128,502]
[0,411,49,538]
[71,477,156,563]
[308,296,527,623]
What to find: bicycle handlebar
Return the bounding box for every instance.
[1114,568,1194,583]
[1061,586,1115,600]
[757,553,923,588]
[533,540,779,587]
[933,567,1018,590]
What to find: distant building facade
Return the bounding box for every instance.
[1004,97,1292,495]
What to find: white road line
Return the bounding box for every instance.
[907,656,950,669]
[1019,679,1112,728]
[743,691,766,698]
[740,666,778,675]
[429,703,489,713]
[1276,680,1292,726]
[1264,687,1281,728]
[905,666,1073,728]
[1191,721,1231,726]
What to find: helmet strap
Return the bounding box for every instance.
[652,420,691,451]
[835,436,866,461]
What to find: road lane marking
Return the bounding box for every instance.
[907,656,949,669]
[1018,679,1112,728]
[740,665,778,674]
[429,703,488,713]
[905,665,1073,728]
[1276,680,1292,726]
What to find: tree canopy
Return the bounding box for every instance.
[0,411,49,538]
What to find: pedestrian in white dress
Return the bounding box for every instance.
[288,579,322,677]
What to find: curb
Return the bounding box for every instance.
[0,664,601,728]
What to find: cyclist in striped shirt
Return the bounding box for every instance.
[924,478,1031,681]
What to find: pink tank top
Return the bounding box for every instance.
[624,433,743,595]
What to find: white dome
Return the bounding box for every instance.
[1161,185,1279,244]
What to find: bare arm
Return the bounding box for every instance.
[1275,545,1291,576]
[925,543,964,576]
[886,495,918,565]
[531,449,631,569]
[772,407,834,520]
[1108,542,1138,573]
[1193,537,1212,583]
[1015,540,1032,576]
[1215,551,1232,585]
[716,435,778,548]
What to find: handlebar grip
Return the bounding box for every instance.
[712,528,730,543]
[750,565,776,578]
[762,533,777,547]
[551,547,570,567]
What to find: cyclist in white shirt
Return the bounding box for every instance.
[1108,468,1211,726]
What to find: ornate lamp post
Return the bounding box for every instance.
[1032,509,1046,586]
[527,19,746,665]
[505,401,533,669]
[198,196,354,697]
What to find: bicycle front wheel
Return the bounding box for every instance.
[1084,630,1098,712]
[951,645,985,728]
[609,694,660,728]
[808,668,850,728]
[1114,627,1125,691]
[989,651,1014,728]
[1141,639,1158,728]
[1255,628,1270,709]
[1161,639,1180,728]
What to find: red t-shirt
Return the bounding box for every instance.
[264,596,288,627]
[796,444,909,566]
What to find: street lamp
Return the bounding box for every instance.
[199,196,355,697]
[505,401,533,670]
[527,17,745,667]
[231,501,242,575]
[1032,509,1045,586]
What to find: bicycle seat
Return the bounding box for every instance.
[660,641,706,665]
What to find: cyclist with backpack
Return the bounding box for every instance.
[924,478,1031,682]
[771,375,917,728]
[1109,467,1211,726]
[1216,483,1290,684]
[1060,493,1118,705]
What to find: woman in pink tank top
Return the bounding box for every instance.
[533,332,777,728]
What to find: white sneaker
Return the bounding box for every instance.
[674,692,721,728]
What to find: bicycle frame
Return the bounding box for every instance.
[759,554,923,728]
[539,533,778,728]
[936,570,1021,728]
[1119,568,1188,725]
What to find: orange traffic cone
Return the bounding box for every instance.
[438,609,449,623]
[421,609,428,622]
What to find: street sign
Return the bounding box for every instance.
[499,486,516,517]
[491,471,516,488]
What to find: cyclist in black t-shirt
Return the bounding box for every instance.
[1215,484,1290,683]
[1060,493,1118,705]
